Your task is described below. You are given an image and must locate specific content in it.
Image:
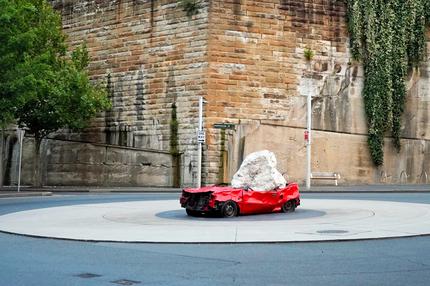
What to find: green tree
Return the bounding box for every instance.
[0,0,110,186]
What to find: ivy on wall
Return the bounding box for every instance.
[347,0,429,165]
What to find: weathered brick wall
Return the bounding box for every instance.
[52,0,210,185]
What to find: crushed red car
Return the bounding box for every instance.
[180,183,300,217]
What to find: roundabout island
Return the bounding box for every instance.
[1,198,430,243]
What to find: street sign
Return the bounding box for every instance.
[197,130,205,143]
[213,123,235,129]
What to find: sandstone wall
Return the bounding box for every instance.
[241,123,430,184]
[44,0,430,186]
[204,0,349,183]
[204,0,430,185]
[52,0,210,186]
[5,136,175,187]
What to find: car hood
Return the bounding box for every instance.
[183,185,240,194]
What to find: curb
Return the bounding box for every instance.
[0,192,53,198]
[1,184,429,198]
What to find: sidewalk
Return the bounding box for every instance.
[0,184,429,198]
[0,186,181,198]
[303,184,430,193]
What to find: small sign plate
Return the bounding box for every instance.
[197,130,205,143]
[213,123,235,129]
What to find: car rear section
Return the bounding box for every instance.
[180,186,243,216]
[180,190,213,212]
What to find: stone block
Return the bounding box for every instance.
[231,150,286,191]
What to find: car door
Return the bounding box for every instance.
[264,189,281,211]
[241,189,278,214]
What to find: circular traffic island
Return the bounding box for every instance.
[0,199,430,243]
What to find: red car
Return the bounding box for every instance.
[180,183,300,217]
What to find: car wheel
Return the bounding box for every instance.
[221,200,238,218]
[186,209,201,217]
[282,200,296,213]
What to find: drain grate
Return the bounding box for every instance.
[75,273,102,279]
[317,230,349,234]
[111,279,141,285]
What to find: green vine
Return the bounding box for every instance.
[178,0,201,17]
[347,0,429,165]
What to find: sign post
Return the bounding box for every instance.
[196,97,206,188]
[16,128,25,192]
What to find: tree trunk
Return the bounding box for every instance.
[33,138,42,188]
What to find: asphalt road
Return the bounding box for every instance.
[1,192,430,286]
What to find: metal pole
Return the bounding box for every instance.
[17,129,24,192]
[306,90,311,190]
[197,96,203,188]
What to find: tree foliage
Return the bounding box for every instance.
[347,0,429,165]
[0,0,64,126]
[0,0,110,138]
[0,0,110,186]
[17,44,110,141]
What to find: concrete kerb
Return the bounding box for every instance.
[0,186,182,195]
[0,191,52,198]
[0,184,429,198]
[304,184,430,192]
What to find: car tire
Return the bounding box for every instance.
[282,200,296,213]
[186,209,202,217]
[221,200,238,218]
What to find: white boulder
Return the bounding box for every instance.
[231,150,286,192]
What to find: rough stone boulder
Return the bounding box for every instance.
[231,150,286,192]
